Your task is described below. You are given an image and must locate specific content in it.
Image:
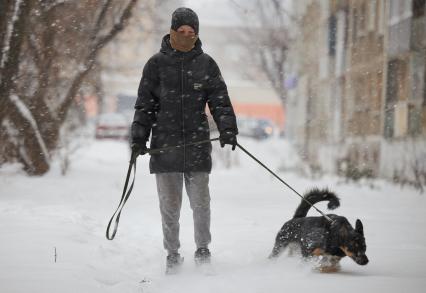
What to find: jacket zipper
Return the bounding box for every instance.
[180,57,186,172]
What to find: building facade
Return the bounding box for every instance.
[286,0,426,184]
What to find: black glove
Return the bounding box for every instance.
[131,142,148,158]
[219,131,237,151]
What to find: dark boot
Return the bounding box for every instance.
[194,247,211,265]
[166,252,184,274]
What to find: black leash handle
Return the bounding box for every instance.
[236,142,334,223]
[106,152,138,240]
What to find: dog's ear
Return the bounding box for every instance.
[355,219,364,236]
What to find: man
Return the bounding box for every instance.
[131,7,238,274]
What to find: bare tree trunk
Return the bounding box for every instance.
[5,95,50,175]
[0,0,34,121]
[0,0,14,67]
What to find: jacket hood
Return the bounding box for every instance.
[160,34,203,57]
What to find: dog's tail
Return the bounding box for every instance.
[293,188,340,218]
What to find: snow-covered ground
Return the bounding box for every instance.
[1,137,426,293]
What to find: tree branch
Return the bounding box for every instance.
[92,0,114,41]
[57,0,138,123]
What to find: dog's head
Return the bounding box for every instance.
[336,219,369,265]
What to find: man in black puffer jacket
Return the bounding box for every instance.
[131,7,238,274]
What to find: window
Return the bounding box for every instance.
[352,8,358,42]
[384,108,395,138]
[377,0,385,34]
[386,58,409,103]
[335,10,347,75]
[328,15,337,56]
[408,105,422,136]
[411,54,425,101]
[386,60,399,104]
[369,0,377,31]
[413,0,426,18]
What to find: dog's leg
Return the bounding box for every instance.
[269,239,290,259]
[269,244,283,258]
[287,243,301,257]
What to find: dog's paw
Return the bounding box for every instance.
[312,255,342,273]
[315,264,341,273]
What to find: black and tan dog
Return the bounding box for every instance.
[269,189,368,272]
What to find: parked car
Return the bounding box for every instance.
[237,117,275,140]
[95,113,130,140]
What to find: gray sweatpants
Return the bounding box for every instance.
[155,172,211,254]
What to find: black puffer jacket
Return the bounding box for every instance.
[132,34,238,173]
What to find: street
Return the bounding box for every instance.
[1,137,425,293]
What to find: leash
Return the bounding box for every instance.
[105,138,219,240]
[235,143,334,223]
[106,151,138,240]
